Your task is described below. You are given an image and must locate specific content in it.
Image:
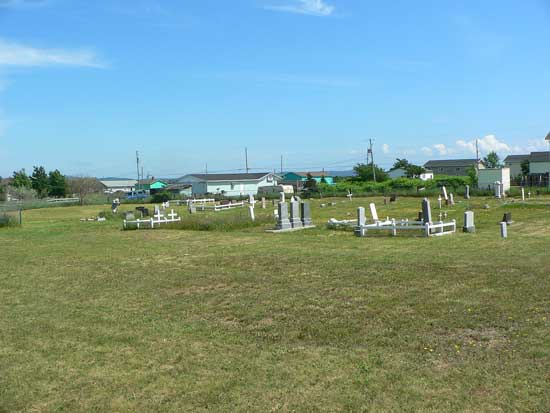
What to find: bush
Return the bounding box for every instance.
[0,212,20,228]
[151,192,171,203]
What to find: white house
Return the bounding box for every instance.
[477,168,511,191]
[99,179,137,194]
[387,168,433,181]
[177,172,280,196]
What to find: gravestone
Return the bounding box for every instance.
[449,193,455,206]
[494,181,502,199]
[290,200,302,228]
[249,194,255,205]
[465,185,470,200]
[502,212,513,225]
[188,205,197,214]
[442,186,448,201]
[422,198,432,224]
[417,211,423,222]
[154,205,161,214]
[390,194,397,203]
[261,197,266,209]
[463,211,475,233]
[301,202,313,227]
[500,222,508,239]
[135,206,149,217]
[501,182,505,198]
[249,205,255,222]
[276,202,291,230]
[437,195,442,209]
[279,192,286,203]
[123,211,135,221]
[521,187,525,201]
[357,207,366,227]
[369,203,379,221]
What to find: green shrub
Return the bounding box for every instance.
[0,213,20,228]
[151,192,172,203]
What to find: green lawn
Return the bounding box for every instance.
[1,196,549,412]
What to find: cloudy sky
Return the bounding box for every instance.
[1,0,549,177]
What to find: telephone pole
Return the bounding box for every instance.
[368,139,376,182]
[135,151,140,192]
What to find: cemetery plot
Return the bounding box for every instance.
[123,209,181,230]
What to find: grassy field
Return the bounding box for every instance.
[1,196,550,412]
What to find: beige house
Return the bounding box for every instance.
[503,154,530,177]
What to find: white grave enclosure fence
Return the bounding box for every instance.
[123,209,181,230]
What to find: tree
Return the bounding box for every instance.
[12,169,32,188]
[483,151,502,169]
[520,159,530,176]
[303,173,318,191]
[392,158,411,170]
[467,166,478,187]
[68,177,104,205]
[406,164,426,178]
[31,166,50,198]
[353,163,389,182]
[48,169,68,198]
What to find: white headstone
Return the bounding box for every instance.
[463,211,475,233]
[495,181,502,199]
[521,187,525,201]
[442,186,448,201]
[438,195,442,209]
[249,205,255,221]
[500,222,508,239]
[357,207,366,227]
[369,203,379,222]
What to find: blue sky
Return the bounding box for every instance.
[1,0,549,178]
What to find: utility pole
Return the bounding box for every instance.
[135,150,140,192]
[368,139,376,182]
[245,147,249,174]
[205,163,208,175]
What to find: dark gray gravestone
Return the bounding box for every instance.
[502,212,512,225]
[301,202,313,227]
[390,194,397,203]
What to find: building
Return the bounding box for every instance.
[478,168,511,191]
[424,159,485,176]
[177,172,280,196]
[528,151,550,174]
[99,179,137,194]
[135,179,167,194]
[503,154,530,178]
[387,168,407,179]
[165,183,192,197]
[281,171,334,188]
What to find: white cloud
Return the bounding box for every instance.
[526,139,549,152]
[456,135,510,155]
[0,39,105,68]
[264,0,334,16]
[382,143,390,154]
[421,147,433,156]
[433,143,449,156]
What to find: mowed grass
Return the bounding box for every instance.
[1,196,550,412]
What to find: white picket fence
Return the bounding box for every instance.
[123,209,181,230]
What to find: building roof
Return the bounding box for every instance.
[284,171,332,178]
[529,151,550,162]
[99,179,137,188]
[182,172,276,182]
[424,159,481,168]
[504,154,530,162]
